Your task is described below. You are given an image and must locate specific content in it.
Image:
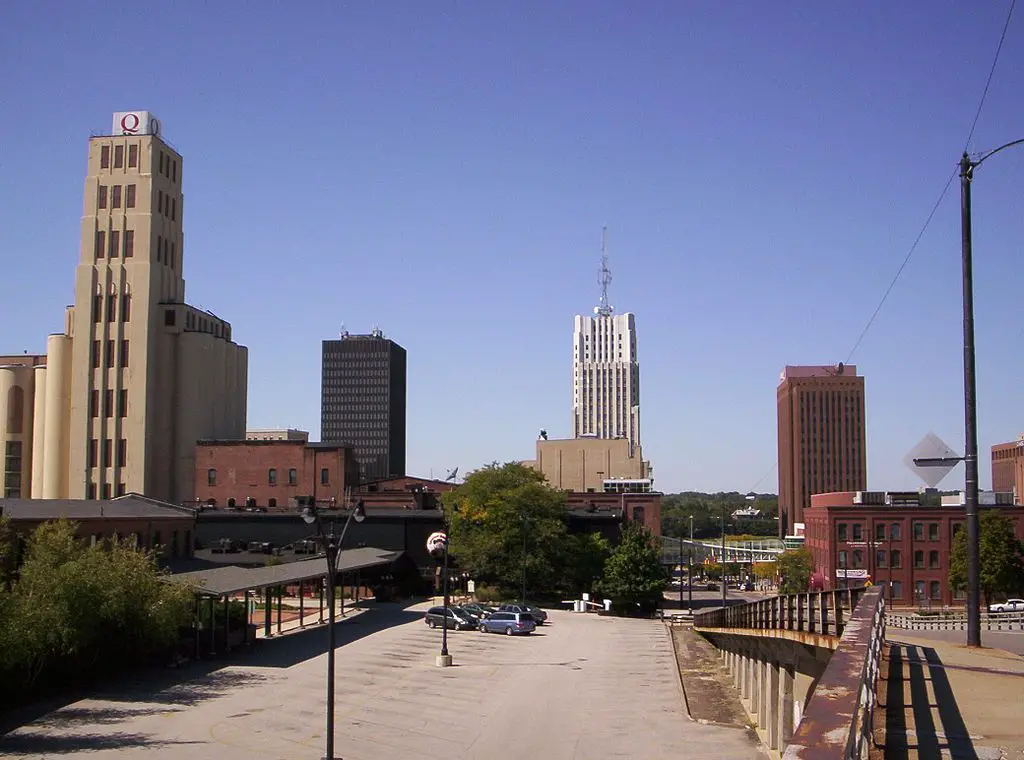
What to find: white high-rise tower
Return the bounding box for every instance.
[572,229,640,450]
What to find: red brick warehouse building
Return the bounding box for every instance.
[803,490,1024,607]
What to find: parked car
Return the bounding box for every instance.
[424,606,476,631]
[478,611,536,635]
[498,603,547,624]
[989,599,1024,613]
[461,603,496,619]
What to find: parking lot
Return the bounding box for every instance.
[2,601,764,759]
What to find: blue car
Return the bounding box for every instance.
[478,611,536,635]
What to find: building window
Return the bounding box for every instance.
[107,294,116,321]
[164,309,175,326]
[207,468,217,486]
[838,550,847,568]
[89,389,99,417]
[98,185,108,209]
[110,230,120,258]
[914,550,925,569]
[837,523,848,541]
[100,145,110,169]
[115,482,124,498]
[93,294,103,323]
[891,580,903,599]
[87,438,98,468]
[268,498,277,508]
[930,581,941,600]
[891,550,902,568]
[119,340,129,367]
[170,241,175,268]
[117,389,127,417]
[121,292,131,320]
[928,523,939,541]
[952,522,964,537]
[171,198,176,221]
[288,468,297,485]
[875,523,886,541]
[91,340,100,369]
[128,144,138,168]
[116,439,126,467]
[320,467,329,485]
[112,185,122,208]
[913,522,924,541]
[96,230,106,258]
[4,441,23,498]
[126,184,136,208]
[891,523,902,540]
[876,549,887,568]
[86,483,97,499]
[852,549,864,568]
[105,341,114,368]
[268,468,277,486]
[172,160,177,182]
[102,439,112,468]
[101,483,111,500]
[114,145,124,169]
[929,550,940,569]
[158,190,164,214]
[103,389,113,417]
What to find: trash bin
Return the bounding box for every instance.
[603,599,612,612]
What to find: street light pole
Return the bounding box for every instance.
[302,500,365,760]
[720,508,727,609]
[521,515,528,606]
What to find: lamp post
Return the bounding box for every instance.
[521,514,530,606]
[720,508,727,609]
[301,499,365,760]
[958,139,1024,648]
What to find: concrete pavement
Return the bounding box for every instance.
[2,603,764,759]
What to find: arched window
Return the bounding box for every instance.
[632,505,645,525]
[268,498,277,508]
[6,385,24,434]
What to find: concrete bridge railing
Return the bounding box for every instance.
[693,586,885,759]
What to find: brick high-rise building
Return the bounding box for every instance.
[321,329,406,482]
[777,364,866,537]
[991,436,1024,498]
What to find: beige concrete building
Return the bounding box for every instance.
[525,437,651,493]
[0,111,247,504]
[246,429,309,442]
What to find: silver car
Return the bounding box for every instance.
[478,611,536,635]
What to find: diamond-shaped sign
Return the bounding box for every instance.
[904,432,962,488]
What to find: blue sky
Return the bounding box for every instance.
[2,2,1023,494]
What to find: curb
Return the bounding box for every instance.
[665,621,695,721]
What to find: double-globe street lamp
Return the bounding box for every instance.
[301,499,366,760]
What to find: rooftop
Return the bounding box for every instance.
[0,494,195,521]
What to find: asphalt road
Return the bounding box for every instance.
[2,602,764,759]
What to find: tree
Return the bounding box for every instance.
[752,561,777,581]
[597,522,668,614]
[445,462,586,598]
[949,510,1024,606]
[776,548,813,595]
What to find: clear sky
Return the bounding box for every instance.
[2,2,1023,494]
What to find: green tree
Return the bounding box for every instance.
[776,548,813,594]
[949,510,1024,606]
[752,561,777,581]
[445,462,580,598]
[597,522,668,614]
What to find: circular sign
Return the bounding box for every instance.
[426,531,448,557]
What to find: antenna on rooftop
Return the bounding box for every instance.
[594,226,613,317]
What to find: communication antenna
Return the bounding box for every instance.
[595,226,613,317]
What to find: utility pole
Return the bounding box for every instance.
[721,508,727,609]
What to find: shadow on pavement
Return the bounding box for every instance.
[883,642,977,759]
[0,731,202,756]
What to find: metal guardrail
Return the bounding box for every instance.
[693,587,865,637]
[887,610,1024,631]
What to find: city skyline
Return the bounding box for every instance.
[2,4,1024,493]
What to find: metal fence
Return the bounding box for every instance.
[887,610,1024,631]
[693,587,865,637]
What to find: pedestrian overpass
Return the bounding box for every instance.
[660,535,786,566]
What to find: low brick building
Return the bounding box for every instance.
[803,490,1024,607]
[193,439,360,510]
[0,494,196,560]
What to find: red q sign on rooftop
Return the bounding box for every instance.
[112,111,160,137]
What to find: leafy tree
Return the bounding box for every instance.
[949,509,1024,606]
[702,562,723,580]
[445,462,586,598]
[0,515,15,588]
[661,492,779,539]
[776,548,814,594]
[597,522,667,614]
[752,561,777,581]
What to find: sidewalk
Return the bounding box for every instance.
[879,633,1024,759]
[251,601,370,639]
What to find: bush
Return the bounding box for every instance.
[473,584,503,603]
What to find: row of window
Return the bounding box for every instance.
[885,580,945,601]
[90,339,129,369]
[4,441,22,498]
[836,521,946,542]
[86,438,127,469]
[98,184,137,210]
[157,150,178,182]
[95,229,136,259]
[157,234,177,268]
[156,189,177,221]
[838,548,944,570]
[206,467,331,487]
[100,144,139,170]
[86,482,126,499]
[93,293,131,323]
[89,388,128,418]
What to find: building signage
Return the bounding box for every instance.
[112,111,160,136]
[836,569,869,580]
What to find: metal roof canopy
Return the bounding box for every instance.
[166,546,402,597]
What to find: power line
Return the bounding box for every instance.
[844,0,1016,363]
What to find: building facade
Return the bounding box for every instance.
[803,490,1024,606]
[991,436,1024,498]
[572,312,640,450]
[193,439,360,510]
[0,111,248,504]
[525,436,650,493]
[246,429,309,442]
[777,364,867,537]
[321,330,406,481]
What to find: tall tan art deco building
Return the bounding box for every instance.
[0,111,247,504]
[777,364,866,537]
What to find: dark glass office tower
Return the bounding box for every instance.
[321,330,406,481]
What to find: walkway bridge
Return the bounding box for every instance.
[693,586,885,758]
[660,536,787,565]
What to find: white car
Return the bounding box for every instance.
[988,599,1024,613]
